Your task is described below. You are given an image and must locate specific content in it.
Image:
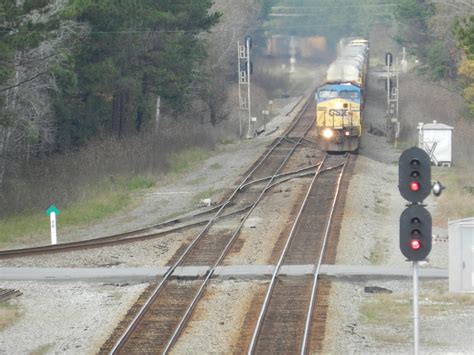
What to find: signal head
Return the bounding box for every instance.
[399,147,431,203]
[400,205,432,261]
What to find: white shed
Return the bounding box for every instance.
[449,217,474,293]
[418,121,453,167]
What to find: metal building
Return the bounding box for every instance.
[418,121,453,167]
[449,217,474,293]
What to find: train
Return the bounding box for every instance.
[265,35,327,60]
[315,38,369,152]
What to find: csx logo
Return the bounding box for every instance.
[329,109,348,117]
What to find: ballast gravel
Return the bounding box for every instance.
[0,281,147,354]
[1,64,473,354]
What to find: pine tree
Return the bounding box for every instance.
[56,0,220,142]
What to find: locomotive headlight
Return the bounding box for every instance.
[334,102,343,109]
[322,128,334,139]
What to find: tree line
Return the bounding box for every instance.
[394,0,473,118]
[0,0,221,188]
[263,0,473,118]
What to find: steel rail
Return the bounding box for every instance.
[239,163,321,190]
[302,137,318,145]
[110,94,315,354]
[2,99,315,260]
[0,203,258,259]
[265,163,344,191]
[247,153,328,355]
[162,119,316,354]
[109,144,280,354]
[300,153,349,354]
[1,99,314,260]
[0,204,226,257]
[283,136,317,148]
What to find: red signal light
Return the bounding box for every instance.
[410,239,421,250]
[410,181,420,192]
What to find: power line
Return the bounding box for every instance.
[0,14,460,35]
[272,4,398,9]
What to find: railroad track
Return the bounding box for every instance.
[99,95,326,354]
[245,153,350,354]
[0,98,318,260]
[2,90,353,353]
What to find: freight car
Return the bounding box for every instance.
[315,38,369,152]
[265,35,327,60]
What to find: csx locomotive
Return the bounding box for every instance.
[315,38,369,152]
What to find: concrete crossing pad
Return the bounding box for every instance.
[0,264,448,283]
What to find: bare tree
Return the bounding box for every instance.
[0,2,88,186]
[200,0,262,126]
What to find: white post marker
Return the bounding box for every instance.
[45,204,60,245]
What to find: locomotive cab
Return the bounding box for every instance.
[315,84,362,152]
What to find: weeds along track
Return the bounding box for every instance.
[99,97,322,354]
[0,97,317,260]
[240,153,352,354]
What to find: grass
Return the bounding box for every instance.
[110,291,122,301]
[368,240,386,265]
[431,165,474,224]
[0,303,22,331]
[30,344,54,355]
[209,162,222,170]
[167,148,211,175]
[373,197,389,215]
[187,177,205,186]
[361,294,411,326]
[361,287,474,332]
[0,175,156,247]
[1,146,215,247]
[218,139,235,145]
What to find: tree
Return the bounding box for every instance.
[0,0,63,186]
[198,0,262,126]
[56,0,221,144]
[454,15,474,117]
[454,15,474,58]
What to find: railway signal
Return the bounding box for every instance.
[400,205,432,261]
[385,52,393,67]
[397,147,445,355]
[398,147,431,203]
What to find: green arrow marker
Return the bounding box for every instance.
[45,204,60,216]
